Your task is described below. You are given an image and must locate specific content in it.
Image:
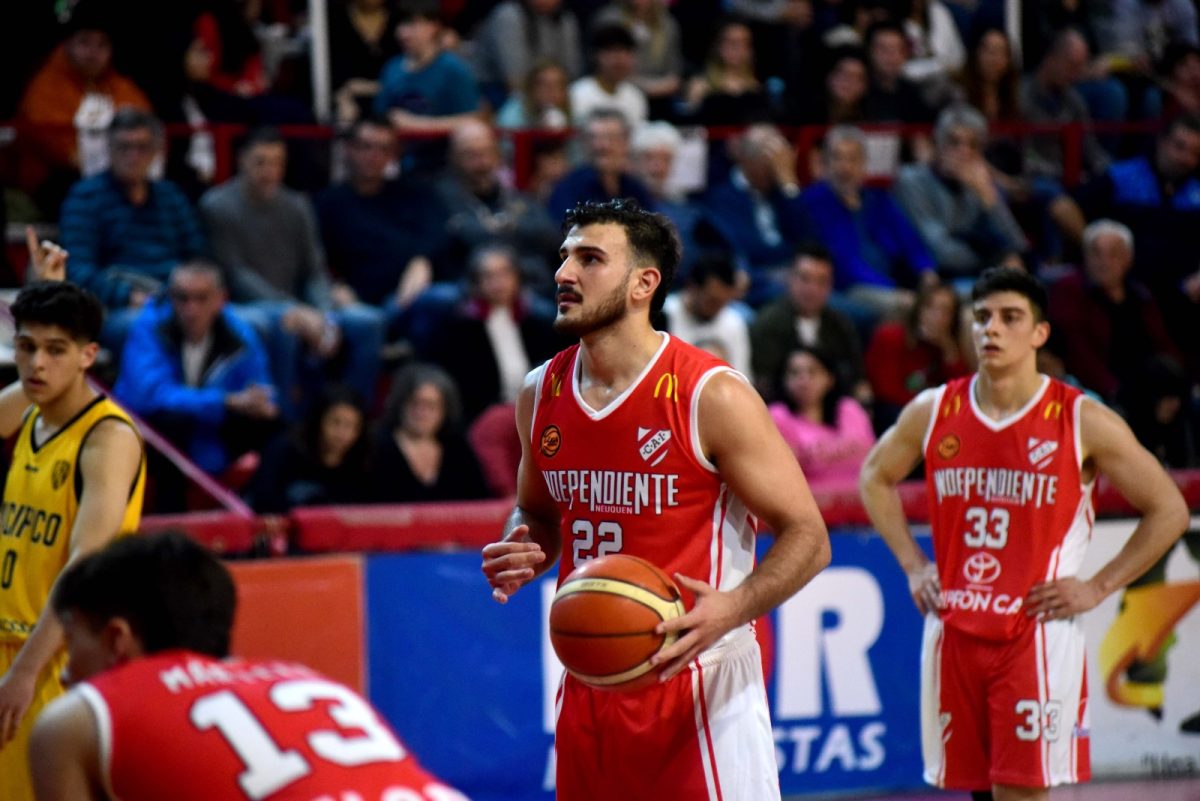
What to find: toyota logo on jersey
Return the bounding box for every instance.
[963,551,1002,585]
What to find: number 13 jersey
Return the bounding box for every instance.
[531,334,758,612]
[923,375,1094,641]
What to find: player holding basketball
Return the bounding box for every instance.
[858,267,1188,801]
[481,199,831,800]
[0,250,146,801]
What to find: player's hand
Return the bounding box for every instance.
[1026,577,1102,621]
[650,573,740,682]
[0,668,37,747]
[481,527,546,604]
[24,225,67,283]
[907,561,942,615]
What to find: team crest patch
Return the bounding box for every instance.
[51,460,70,490]
[539,425,562,458]
[936,434,960,460]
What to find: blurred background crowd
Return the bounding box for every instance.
[1,0,1198,516]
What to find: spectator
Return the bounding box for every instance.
[1160,42,1200,120]
[1110,0,1198,71]
[370,363,489,503]
[14,3,152,217]
[1047,219,1187,410]
[796,46,870,124]
[863,20,936,124]
[591,0,683,116]
[59,107,208,353]
[893,104,1028,283]
[545,109,653,214]
[698,124,811,303]
[956,27,1026,196]
[527,137,573,203]
[426,244,560,422]
[436,120,561,288]
[865,282,970,429]
[898,0,966,106]
[662,252,751,375]
[495,60,573,129]
[726,0,820,87]
[750,244,869,402]
[113,261,278,493]
[801,125,937,323]
[768,346,876,492]
[569,23,648,126]
[314,116,446,320]
[473,0,584,103]
[246,384,372,512]
[329,0,403,124]
[199,127,385,416]
[374,0,480,175]
[678,19,771,126]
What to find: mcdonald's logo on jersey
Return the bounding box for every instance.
[941,395,962,418]
[654,373,678,401]
[1043,401,1063,420]
[550,371,565,397]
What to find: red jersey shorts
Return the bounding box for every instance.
[554,627,780,801]
[920,615,1091,790]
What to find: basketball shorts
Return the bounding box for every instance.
[920,616,1091,790]
[0,641,68,801]
[554,626,780,801]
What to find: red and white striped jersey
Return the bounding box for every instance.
[923,375,1094,641]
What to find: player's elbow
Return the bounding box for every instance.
[1162,489,1191,541]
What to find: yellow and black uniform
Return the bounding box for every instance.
[0,394,144,801]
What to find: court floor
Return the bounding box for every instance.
[813,776,1200,800]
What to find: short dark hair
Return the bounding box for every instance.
[686,251,736,288]
[397,0,441,23]
[865,20,907,51]
[240,126,286,155]
[52,532,237,659]
[11,282,104,343]
[1159,42,1200,77]
[108,107,163,143]
[971,266,1048,321]
[793,241,834,267]
[592,23,636,52]
[562,198,682,316]
[1164,112,1200,140]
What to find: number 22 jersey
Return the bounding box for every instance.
[923,375,1093,641]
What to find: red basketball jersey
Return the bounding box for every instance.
[532,334,758,610]
[923,375,1094,641]
[77,651,467,801]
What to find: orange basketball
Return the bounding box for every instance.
[549,554,686,692]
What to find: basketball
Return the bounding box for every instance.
[549,554,686,692]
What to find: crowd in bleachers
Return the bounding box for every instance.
[2,0,1200,514]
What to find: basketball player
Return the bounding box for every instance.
[29,531,469,801]
[0,272,146,801]
[858,267,1188,801]
[480,199,831,800]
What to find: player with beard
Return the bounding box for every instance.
[481,199,831,801]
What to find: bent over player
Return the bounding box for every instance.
[0,278,145,801]
[30,531,469,801]
[481,199,831,801]
[859,267,1188,801]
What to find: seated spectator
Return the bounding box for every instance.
[1110,0,1197,74]
[245,384,372,512]
[314,117,447,325]
[794,46,869,125]
[59,108,208,353]
[698,124,811,304]
[801,126,936,323]
[678,19,771,126]
[14,3,152,218]
[865,283,970,429]
[113,261,279,507]
[199,127,384,417]
[863,20,936,124]
[767,346,876,492]
[750,244,869,402]
[426,244,560,422]
[956,27,1026,197]
[527,137,572,204]
[1047,219,1187,411]
[1160,42,1200,120]
[894,104,1027,283]
[436,120,561,289]
[495,60,573,130]
[546,109,653,215]
[569,23,648,126]
[329,0,403,125]
[662,252,751,375]
[370,363,489,503]
[591,0,683,116]
[630,120,716,274]
[473,0,583,105]
[374,0,480,175]
[898,0,965,106]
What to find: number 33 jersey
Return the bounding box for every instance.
[531,334,759,609]
[923,375,1093,641]
[78,651,468,801]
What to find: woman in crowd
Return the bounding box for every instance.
[495,60,572,129]
[956,26,1025,196]
[679,19,769,125]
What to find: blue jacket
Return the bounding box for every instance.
[113,298,275,474]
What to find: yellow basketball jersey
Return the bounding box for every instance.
[0,395,145,644]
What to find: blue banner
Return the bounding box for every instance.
[366,530,932,800]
